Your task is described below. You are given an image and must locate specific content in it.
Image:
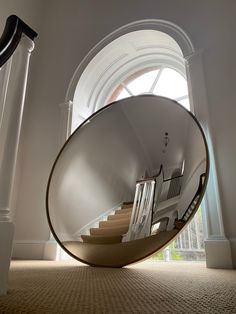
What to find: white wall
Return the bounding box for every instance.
[1,0,235,265]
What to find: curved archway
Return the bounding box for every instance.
[66,19,195,132]
[66,19,194,104]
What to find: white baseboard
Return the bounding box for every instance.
[12,240,46,260]
[229,238,236,268]
[205,238,233,269]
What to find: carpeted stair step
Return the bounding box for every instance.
[90,225,129,236]
[121,203,133,209]
[107,212,131,220]
[115,207,133,215]
[81,234,122,244]
[99,218,130,228]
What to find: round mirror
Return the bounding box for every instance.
[46,95,209,267]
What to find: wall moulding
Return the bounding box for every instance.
[13,240,47,260]
[65,19,195,104]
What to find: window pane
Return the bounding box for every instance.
[178,97,190,110]
[116,88,130,101]
[126,69,159,95]
[153,68,188,99]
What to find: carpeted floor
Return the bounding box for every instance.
[0,260,235,313]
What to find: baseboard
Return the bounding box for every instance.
[229,238,236,268]
[205,238,233,269]
[12,240,46,260]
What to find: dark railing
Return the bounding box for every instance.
[0,15,37,67]
[163,174,183,182]
[176,173,206,228]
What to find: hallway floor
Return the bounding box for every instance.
[0,260,235,313]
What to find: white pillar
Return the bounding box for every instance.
[186,51,232,268]
[0,36,35,294]
[164,247,170,262]
[43,101,73,260]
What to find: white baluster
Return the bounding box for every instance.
[140,180,155,238]
[136,182,147,226]
[123,183,140,242]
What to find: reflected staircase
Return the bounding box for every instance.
[79,166,201,246]
[81,165,164,245]
[81,202,133,244]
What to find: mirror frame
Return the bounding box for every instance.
[46,95,209,267]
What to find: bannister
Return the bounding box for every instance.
[0,15,37,295]
[163,174,183,182]
[0,15,37,67]
[176,173,206,226]
[124,165,163,241]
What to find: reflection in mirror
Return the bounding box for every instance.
[46,95,209,267]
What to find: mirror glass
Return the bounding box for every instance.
[46,95,209,267]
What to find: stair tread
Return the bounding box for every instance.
[90,225,129,236]
[121,203,133,209]
[115,207,132,215]
[99,219,130,228]
[108,212,131,220]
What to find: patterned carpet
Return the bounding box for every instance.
[0,260,235,313]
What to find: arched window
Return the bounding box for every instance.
[108,66,190,110]
[69,26,193,132]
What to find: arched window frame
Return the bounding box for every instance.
[107,65,190,109]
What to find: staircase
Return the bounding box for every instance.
[81,166,164,244]
[81,203,133,244]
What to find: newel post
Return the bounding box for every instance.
[0,36,35,294]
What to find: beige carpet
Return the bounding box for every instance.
[0,260,235,313]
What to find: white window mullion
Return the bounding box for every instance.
[121,82,133,96]
[174,95,188,102]
[149,66,163,93]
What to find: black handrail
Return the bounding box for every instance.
[163,174,183,182]
[180,173,205,222]
[0,15,37,67]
